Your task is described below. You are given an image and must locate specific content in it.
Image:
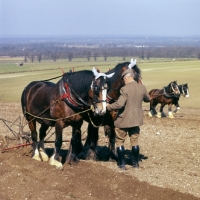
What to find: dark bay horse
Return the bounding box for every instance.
[21,68,114,168]
[83,58,142,161]
[173,83,189,113]
[148,81,180,118]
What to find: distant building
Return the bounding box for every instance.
[17,62,23,66]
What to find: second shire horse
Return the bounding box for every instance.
[83,58,142,161]
[148,81,180,118]
[173,83,189,113]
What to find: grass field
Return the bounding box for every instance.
[0,57,200,109]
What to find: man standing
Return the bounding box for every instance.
[106,68,150,170]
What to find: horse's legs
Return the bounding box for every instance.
[49,122,63,168]
[66,121,83,165]
[157,103,165,118]
[174,99,180,113]
[28,120,41,161]
[38,124,49,161]
[105,125,118,162]
[84,123,99,160]
[168,103,174,118]
[149,100,157,117]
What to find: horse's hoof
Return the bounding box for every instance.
[156,113,162,118]
[32,148,42,161]
[49,156,63,168]
[174,107,180,113]
[39,149,49,161]
[148,111,153,117]
[168,112,174,118]
[85,149,97,161]
[66,154,80,165]
[32,155,42,161]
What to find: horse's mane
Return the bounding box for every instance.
[63,70,93,93]
[105,62,129,88]
[132,64,141,76]
[106,61,142,86]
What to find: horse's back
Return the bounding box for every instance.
[21,81,56,114]
[149,89,161,96]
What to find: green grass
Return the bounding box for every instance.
[0,57,200,109]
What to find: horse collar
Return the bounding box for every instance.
[59,79,89,110]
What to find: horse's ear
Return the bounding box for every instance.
[106,72,115,78]
[128,58,137,69]
[92,67,99,77]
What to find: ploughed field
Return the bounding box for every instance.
[0,102,199,200]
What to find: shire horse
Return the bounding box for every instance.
[83,58,142,161]
[148,81,180,118]
[21,68,114,168]
[173,83,189,113]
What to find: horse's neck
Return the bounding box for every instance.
[165,84,172,93]
[107,81,123,102]
[178,85,183,94]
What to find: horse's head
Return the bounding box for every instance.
[91,67,114,116]
[127,58,142,84]
[181,83,189,97]
[105,58,142,103]
[170,81,180,95]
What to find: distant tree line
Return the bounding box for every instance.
[1,42,200,62]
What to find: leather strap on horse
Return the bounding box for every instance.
[61,82,83,107]
[59,79,91,110]
[87,112,104,128]
[25,107,92,122]
[163,87,179,98]
[106,94,116,103]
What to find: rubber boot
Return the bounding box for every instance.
[116,146,126,170]
[132,145,140,168]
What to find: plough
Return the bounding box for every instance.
[0,116,63,153]
[0,116,86,153]
[0,115,32,152]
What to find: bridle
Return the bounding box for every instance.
[181,84,188,95]
[91,76,108,104]
[170,82,180,94]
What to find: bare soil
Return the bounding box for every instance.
[0,102,200,200]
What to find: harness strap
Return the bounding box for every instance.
[163,87,179,98]
[106,94,116,103]
[61,82,83,107]
[59,79,90,110]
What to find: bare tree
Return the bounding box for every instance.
[86,51,91,61]
[51,52,59,62]
[24,55,27,62]
[103,51,107,61]
[29,54,35,62]
[93,53,97,61]
[68,52,73,62]
[37,53,42,62]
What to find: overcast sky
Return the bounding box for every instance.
[1,0,200,37]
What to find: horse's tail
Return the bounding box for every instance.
[21,87,27,117]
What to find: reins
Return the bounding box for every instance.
[150,92,176,100]
[42,75,64,82]
[25,105,93,123]
[24,97,94,124]
[87,112,104,128]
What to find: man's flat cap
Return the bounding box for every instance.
[121,68,133,79]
